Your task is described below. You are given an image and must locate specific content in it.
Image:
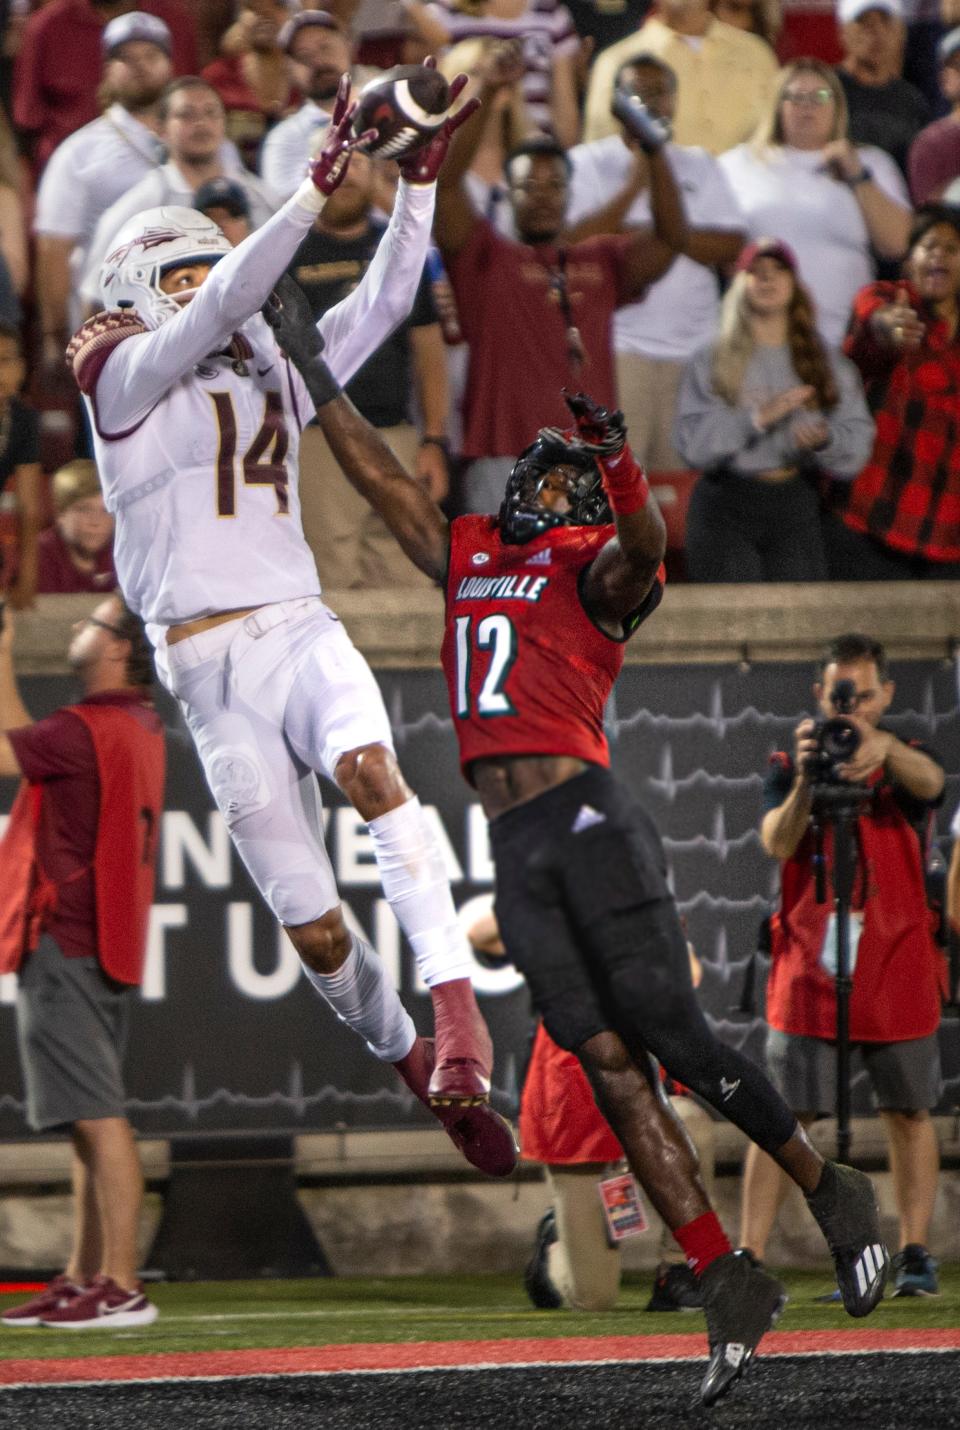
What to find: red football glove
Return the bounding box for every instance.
[308,74,376,196]
[398,63,479,185]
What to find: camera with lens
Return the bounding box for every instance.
[804,677,861,783]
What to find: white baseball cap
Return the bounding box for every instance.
[102,11,172,59]
[837,0,903,24]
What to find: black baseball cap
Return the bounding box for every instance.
[194,177,251,220]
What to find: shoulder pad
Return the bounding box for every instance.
[66,310,149,396]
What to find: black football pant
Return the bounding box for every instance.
[490,766,797,1153]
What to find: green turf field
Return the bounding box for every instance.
[2,1267,958,1361]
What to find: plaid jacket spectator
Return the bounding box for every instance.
[834,281,960,564]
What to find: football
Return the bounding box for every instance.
[351,65,451,161]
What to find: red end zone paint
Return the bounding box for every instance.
[1,1329,958,1387]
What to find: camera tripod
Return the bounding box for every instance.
[810,782,872,1163]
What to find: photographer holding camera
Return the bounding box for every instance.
[740,632,946,1298]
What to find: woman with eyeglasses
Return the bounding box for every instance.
[719,60,913,347]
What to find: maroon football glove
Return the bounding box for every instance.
[308,75,377,196]
[398,64,479,184]
[562,389,627,456]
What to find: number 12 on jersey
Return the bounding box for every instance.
[454,614,518,717]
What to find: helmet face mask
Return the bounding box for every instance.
[498,428,611,544]
[99,206,232,328]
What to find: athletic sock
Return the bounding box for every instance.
[804,1158,837,1207]
[301,933,415,1063]
[673,1211,733,1278]
[368,797,474,987]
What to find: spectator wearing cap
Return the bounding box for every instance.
[80,76,278,310]
[566,53,746,472]
[908,28,960,201]
[673,237,874,582]
[836,0,930,176]
[194,175,254,246]
[825,205,960,577]
[719,59,912,347]
[261,10,359,200]
[583,0,778,152]
[33,12,175,386]
[202,1,302,171]
[13,0,197,175]
[36,460,117,596]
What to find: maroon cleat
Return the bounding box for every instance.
[394,1036,518,1177]
[428,977,494,1106]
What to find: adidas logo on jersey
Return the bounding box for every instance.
[526,548,552,567]
[571,804,606,833]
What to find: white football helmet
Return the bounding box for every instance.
[99,206,232,329]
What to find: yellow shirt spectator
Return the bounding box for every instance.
[584,16,778,152]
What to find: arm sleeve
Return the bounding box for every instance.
[92,185,335,435]
[7,710,94,782]
[842,280,901,382]
[814,353,876,479]
[672,344,756,470]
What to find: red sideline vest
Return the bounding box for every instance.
[520,1024,623,1165]
[0,702,165,985]
[766,781,943,1043]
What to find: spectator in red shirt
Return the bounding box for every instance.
[740,632,944,1299]
[37,460,117,595]
[202,0,301,171]
[0,593,166,1330]
[14,0,198,174]
[434,44,686,512]
[825,205,960,578]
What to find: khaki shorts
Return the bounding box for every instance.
[16,934,129,1132]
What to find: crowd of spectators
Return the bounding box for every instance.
[1,0,960,595]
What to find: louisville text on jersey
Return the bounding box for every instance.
[454,574,549,602]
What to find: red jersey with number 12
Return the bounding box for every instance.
[441,515,662,777]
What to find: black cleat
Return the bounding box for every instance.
[523,1209,564,1309]
[805,1162,889,1317]
[645,1262,704,1313]
[699,1250,787,1407]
